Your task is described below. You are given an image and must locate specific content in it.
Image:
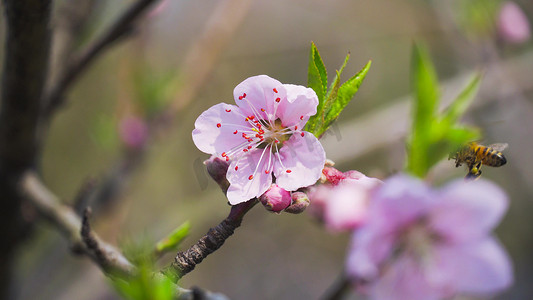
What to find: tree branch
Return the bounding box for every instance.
[163,199,258,281]
[19,171,136,277]
[44,0,160,115]
[0,0,52,169]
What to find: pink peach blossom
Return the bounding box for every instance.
[498,2,531,44]
[308,168,382,232]
[192,75,325,204]
[346,174,512,300]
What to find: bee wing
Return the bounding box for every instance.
[488,143,508,152]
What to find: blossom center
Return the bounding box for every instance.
[257,119,291,151]
[395,219,441,263]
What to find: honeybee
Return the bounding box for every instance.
[450,142,508,180]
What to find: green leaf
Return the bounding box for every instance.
[406,44,441,177]
[307,42,328,100]
[155,221,190,256]
[306,42,328,134]
[323,60,371,131]
[405,43,482,178]
[442,73,482,124]
[411,43,440,134]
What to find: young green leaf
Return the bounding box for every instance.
[306,42,328,133]
[442,73,482,124]
[406,43,482,178]
[324,60,371,130]
[411,43,440,134]
[155,221,190,256]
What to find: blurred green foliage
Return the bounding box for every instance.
[305,42,371,138]
[131,64,179,117]
[406,44,481,178]
[155,221,190,256]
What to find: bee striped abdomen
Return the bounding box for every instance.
[482,150,507,167]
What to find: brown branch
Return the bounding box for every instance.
[19,171,136,277]
[163,199,258,281]
[0,0,52,169]
[320,272,351,300]
[44,0,160,115]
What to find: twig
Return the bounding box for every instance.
[163,199,258,281]
[47,0,98,94]
[44,0,160,115]
[19,171,136,277]
[320,273,351,300]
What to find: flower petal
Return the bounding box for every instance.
[192,103,249,158]
[233,75,286,120]
[273,132,326,191]
[369,255,443,300]
[277,84,319,127]
[324,183,369,231]
[429,237,513,295]
[346,225,396,281]
[370,174,434,231]
[429,179,508,242]
[226,148,273,204]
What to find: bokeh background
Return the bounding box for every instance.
[3,0,533,299]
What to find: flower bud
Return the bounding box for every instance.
[322,167,345,185]
[119,115,148,149]
[204,156,230,193]
[498,2,531,44]
[284,192,310,214]
[259,184,291,213]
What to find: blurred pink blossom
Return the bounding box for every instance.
[259,184,292,213]
[119,115,148,149]
[147,0,169,19]
[346,174,513,300]
[308,168,382,232]
[498,1,531,44]
[192,75,325,205]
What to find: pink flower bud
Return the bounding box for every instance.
[498,2,531,44]
[285,192,310,214]
[119,116,148,149]
[259,184,291,213]
[204,156,230,193]
[322,167,346,185]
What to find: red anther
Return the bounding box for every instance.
[233,130,238,134]
[248,175,254,180]
[247,139,253,142]
[265,170,270,174]
[216,123,221,128]
[225,157,229,162]
[294,126,298,130]
[242,133,247,138]
[243,93,246,98]
[273,88,278,93]
[286,170,292,173]
[300,115,304,120]
[247,146,252,149]
[301,132,305,137]
[243,149,248,152]
[275,97,281,103]
[249,115,255,120]
[255,134,261,138]
[261,108,266,112]
[221,152,227,157]
[238,95,243,100]
[235,166,239,171]
[225,109,231,112]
